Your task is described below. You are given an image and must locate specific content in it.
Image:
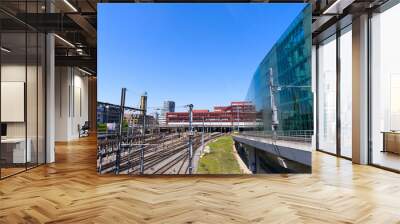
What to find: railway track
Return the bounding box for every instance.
[98,133,190,174]
[98,133,181,173]
[148,133,222,174]
[151,149,188,174]
[97,132,222,174]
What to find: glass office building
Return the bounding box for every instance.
[245,5,313,133]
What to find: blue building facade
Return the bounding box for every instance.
[246,4,313,132]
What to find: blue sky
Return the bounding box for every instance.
[98,3,306,113]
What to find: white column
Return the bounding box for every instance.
[46,32,55,163]
[352,14,369,164]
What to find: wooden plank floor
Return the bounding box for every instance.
[1,136,400,223]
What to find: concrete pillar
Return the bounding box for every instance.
[352,14,369,164]
[45,0,56,163]
[247,147,257,173]
[46,32,55,163]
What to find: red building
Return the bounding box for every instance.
[166,101,256,125]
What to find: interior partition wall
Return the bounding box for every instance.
[0,1,46,179]
[370,2,400,171]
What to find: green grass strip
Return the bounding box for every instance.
[197,135,241,174]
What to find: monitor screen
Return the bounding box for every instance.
[1,123,7,137]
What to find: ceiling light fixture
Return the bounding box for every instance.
[1,47,11,53]
[76,48,86,56]
[323,0,341,14]
[322,0,354,15]
[78,67,93,76]
[54,34,75,48]
[63,0,78,12]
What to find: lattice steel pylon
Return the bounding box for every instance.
[268,68,312,169]
[268,68,287,169]
[186,104,194,174]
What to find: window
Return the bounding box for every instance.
[317,35,337,154]
[339,26,352,158]
[0,1,46,179]
[370,3,400,171]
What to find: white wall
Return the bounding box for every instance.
[1,65,26,140]
[1,65,40,138]
[71,72,89,138]
[1,63,46,164]
[55,67,89,141]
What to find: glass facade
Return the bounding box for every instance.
[339,26,352,158]
[370,3,400,171]
[245,5,313,134]
[313,0,400,170]
[315,26,353,158]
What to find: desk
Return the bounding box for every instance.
[382,131,400,154]
[1,138,31,164]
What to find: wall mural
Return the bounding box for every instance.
[97,3,312,175]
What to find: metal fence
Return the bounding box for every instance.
[239,130,313,143]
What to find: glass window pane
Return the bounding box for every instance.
[317,35,337,154]
[371,3,400,171]
[1,31,27,177]
[0,0,46,179]
[27,31,38,169]
[340,27,352,158]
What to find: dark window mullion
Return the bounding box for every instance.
[36,0,39,167]
[367,12,373,165]
[25,0,28,171]
[315,44,320,151]
[0,23,2,179]
[336,28,341,157]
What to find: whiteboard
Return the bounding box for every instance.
[1,82,25,122]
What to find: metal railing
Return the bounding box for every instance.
[239,130,313,143]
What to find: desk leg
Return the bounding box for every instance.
[382,133,386,153]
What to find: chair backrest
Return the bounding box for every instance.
[82,121,90,129]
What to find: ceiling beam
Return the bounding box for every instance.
[55,55,96,73]
[67,13,97,45]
